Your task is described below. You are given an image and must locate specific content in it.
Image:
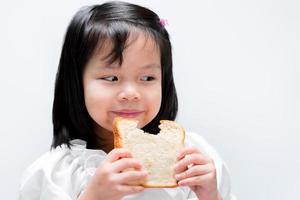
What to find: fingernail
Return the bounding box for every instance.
[174,166,178,173]
[178,181,186,186]
[175,174,181,180]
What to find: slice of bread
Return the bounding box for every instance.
[112,117,185,188]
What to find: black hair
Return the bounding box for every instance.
[52,1,178,148]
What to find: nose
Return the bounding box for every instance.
[117,83,141,101]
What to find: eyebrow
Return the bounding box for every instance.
[140,64,161,69]
[98,64,161,70]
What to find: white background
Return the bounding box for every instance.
[0,0,299,199]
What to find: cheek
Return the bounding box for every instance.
[144,86,162,114]
[84,82,114,123]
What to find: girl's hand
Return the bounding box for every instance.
[80,148,148,200]
[175,147,222,200]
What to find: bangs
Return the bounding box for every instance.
[84,20,161,66]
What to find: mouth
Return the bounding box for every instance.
[111,110,144,118]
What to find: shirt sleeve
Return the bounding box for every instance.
[185,132,237,200]
[18,143,102,200]
[18,151,75,200]
[18,167,74,200]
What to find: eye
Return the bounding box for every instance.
[140,76,155,81]
[101,76,118,82]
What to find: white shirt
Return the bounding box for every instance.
[18,132,236,200]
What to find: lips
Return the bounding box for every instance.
[111,110,144,118]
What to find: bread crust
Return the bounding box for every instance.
[112,117,185,188]
[112,117,126,148]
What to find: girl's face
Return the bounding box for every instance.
[83,33,162,133]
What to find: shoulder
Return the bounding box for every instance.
[185,131,220,159]
[20,140,85,182]
[19,140,106,200]
[184,131,236,200]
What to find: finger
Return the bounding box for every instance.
[177,146,201,160]
[116,185,145,196]
[112,158,143,172]
[175,154,210,174]
[175,164,213,181]
[178,172,216,186]
[106,148,133,163]
[116,170,148,185]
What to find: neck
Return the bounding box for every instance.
[87,124,114,154]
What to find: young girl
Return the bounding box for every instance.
[19,1,236,200]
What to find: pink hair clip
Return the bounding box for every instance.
[159,18,168,26]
